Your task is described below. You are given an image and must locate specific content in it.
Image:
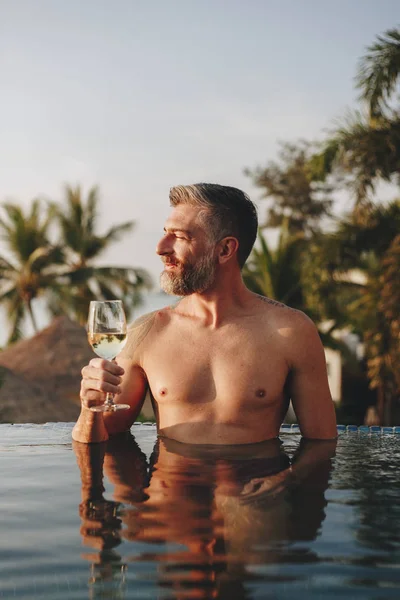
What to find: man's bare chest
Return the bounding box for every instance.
[142,323,289,409]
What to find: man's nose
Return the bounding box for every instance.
[156,234,172,256]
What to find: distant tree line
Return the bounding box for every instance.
[244,27,400,425]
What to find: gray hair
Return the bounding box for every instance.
[169,183,258,268]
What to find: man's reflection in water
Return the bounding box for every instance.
[74,433,336,599]
[73,434,147,597]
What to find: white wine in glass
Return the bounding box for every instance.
[87,300,130,412]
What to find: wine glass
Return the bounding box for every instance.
[87,300,130,412]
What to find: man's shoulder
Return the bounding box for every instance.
[128,303,178,337]
[254,294,300,318]
[254,295,317,336]
[119,304,177,360]
[128,309,159,335]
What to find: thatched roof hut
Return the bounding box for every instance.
[0,317,95,423]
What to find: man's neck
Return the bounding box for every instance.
[176,272,253,328]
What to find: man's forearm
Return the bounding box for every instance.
[73,439,106,500]
[289,438,337,485]
[72,406,109,444]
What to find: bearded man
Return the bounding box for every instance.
[73,183,337,444]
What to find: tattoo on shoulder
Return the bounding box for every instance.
[256,295,291,310]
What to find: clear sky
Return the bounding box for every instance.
[1,0,399,285]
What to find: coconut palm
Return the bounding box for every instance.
[49,185,151,324]
[0,186,152,342]
[0,200,64,343]
[356,28,400,118]
[312,112,400,205]
[310,28,400,205]
[243,223,307,310]
[47,263,151,326]
[52,185,135,268]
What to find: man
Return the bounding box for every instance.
[73,183,337,444]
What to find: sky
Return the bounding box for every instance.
[1,0,399,288]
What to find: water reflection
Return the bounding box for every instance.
[74,434,336,599]
[74,434,147,598]
[333,435,400,558]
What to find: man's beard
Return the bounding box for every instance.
[160,251,217,296]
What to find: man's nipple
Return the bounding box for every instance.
[256,388,266,398]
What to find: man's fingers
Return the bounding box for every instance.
[88,358,124,375]
[81,378,122,396]
[80,380,122,409]
[82,365,122,386]
[79,358,125,409]
[239,475,288,505]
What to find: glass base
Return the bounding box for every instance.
[90,403,130,412]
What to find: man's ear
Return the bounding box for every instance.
[217,237,239,264]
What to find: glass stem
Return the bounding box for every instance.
[105,358,116,407]
[105,393,114,406]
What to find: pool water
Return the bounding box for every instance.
[1,423,400,599]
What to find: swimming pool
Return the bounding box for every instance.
[1,423,400,599]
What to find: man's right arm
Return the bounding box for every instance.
[72,311,158,444]
[72,359,148,443]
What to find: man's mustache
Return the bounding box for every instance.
[162,258,180,266]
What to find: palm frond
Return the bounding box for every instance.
[243,233,275,298]
[314,111,400,203]
[29,198,41,224]
[0,255,17,273]
[102,221,135,243]
[85,186,99,236]
[356,28,400,117]
[0,285,20,302]
[41,200,58,234]
[27,245,65,273]
[1,203,25,228]
[0,200,52,260]
[243,226,305,303]
[65,184,84,228]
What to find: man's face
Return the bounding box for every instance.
[156,205,218,296]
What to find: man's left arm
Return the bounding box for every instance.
[287,313,337,440]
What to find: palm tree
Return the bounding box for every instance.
[311,112,400,205]
[0,200,64,343]
[356,28,400,118]
[49,185,151,324]
[243,223,307,311]
[309,28,400,206]
[53,185,135,268]
[0,186,152,343]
